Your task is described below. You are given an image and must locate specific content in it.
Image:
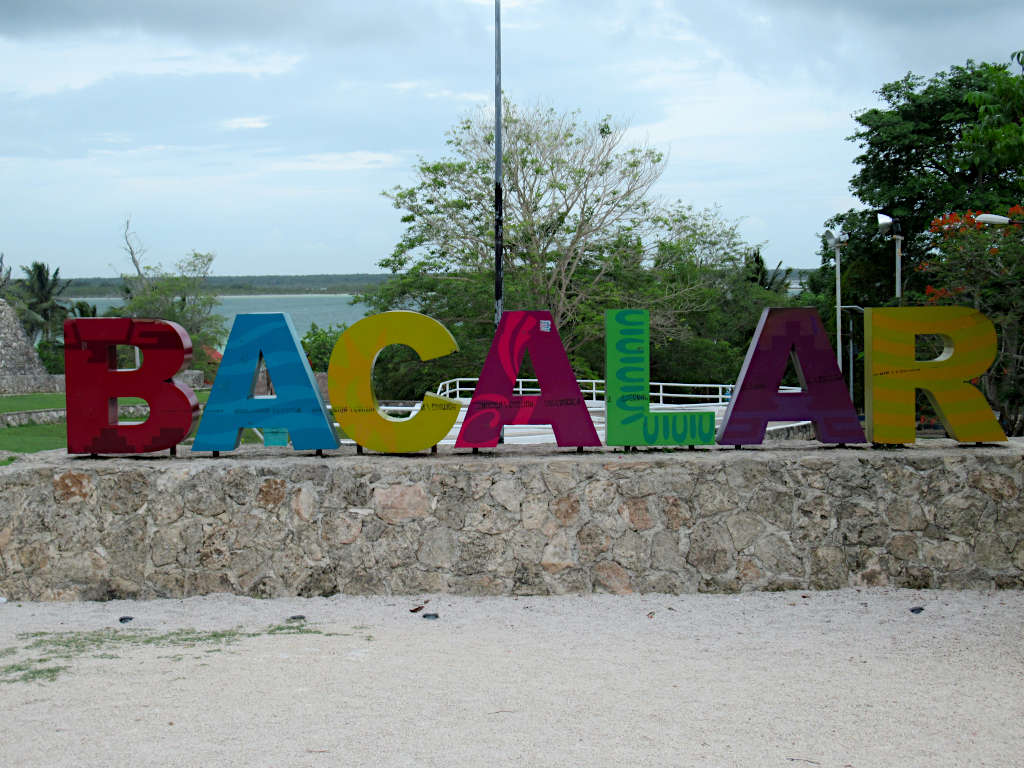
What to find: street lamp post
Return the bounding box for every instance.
[493,0,503,329]
[824,230,847,370]
[877,213,903,303]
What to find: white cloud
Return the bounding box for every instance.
[221,116,270,131]
[384,80,488,102]
[387,81,423,92]
[269,152,402,172]
[426,89,488,102]
[0,33,300,96]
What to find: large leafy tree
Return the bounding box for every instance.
[364,102,772,398]
[367,102,666,385]
[116,219,227,377]
[821,53,1024,310]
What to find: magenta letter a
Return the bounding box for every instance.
[717,308,865,445]
[456,311,601,448]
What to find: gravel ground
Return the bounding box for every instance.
[1,588,1022,768]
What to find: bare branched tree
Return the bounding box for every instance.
[382,101,667,340]
[0,252,11,296]
[122,216,150,293]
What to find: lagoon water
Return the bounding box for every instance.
[80,294,370,339]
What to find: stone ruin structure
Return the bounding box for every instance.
[0,298,62,394]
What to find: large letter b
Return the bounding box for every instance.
[64,318,199,454]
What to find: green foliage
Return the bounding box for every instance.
[10,261,70,345]
[35,339,64,374]
[117,248,227,380]
[964,51,1024,177]
[817,53,1024,312]
[71,300,97,318]
[744,247,791,293]
[364,102,786,397]
[301,322,347,372]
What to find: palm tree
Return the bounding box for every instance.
[16,261,70,344]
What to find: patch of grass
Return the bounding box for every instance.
[0,391,211,414]
[0,457,16,466]
[2,622,336,683]
[0,661,68,684]
[18,627,246,660]
[0,422,68,453]
[0,393,67,413]
[263,622,326,636]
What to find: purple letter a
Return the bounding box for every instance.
[717,308,865,445]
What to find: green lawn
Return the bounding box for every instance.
[0,422,68,453]
[0,393,68,413]
[0,420,264,455]
[0,391,271,454]
[0,390,211,413]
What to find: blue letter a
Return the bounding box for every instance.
[193,313,338,451]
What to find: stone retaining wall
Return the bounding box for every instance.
[1,440,1022,601]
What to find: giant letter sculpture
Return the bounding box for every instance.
[64,318,199,454]
[865,306,1005,444]
[605,309,715,446]
[192,313,337,451]
[327,311,460,453]
[717,308,865,445]
[456,311,600,448]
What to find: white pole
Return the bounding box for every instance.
[894,234,904,302]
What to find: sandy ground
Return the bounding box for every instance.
[1,589,1022,768]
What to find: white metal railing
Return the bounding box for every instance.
[435,378,801,406]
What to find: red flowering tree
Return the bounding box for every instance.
[923,205,1024,434]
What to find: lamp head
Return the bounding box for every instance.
[878,212,902,237]
[877,212,892,236]
[977,213,1011,226]
[824,229,837,247]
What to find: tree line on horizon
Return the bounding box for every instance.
[62,272,389,298]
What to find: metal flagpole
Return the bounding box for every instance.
[493,0,503,328]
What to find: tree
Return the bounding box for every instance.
[301,322,347,372]
[15,261,69,345]
[116,218,227,377]
[820,54,1024,311]
[922,205,1024,435]
[0,253,11,296]
[744,247,791,294]
[964,50,1024,176]
[372,102,665,352]
[364,102,769,397]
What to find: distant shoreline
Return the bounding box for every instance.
[64,273,389,299]
[66,289,367,299]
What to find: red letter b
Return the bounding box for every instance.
[64,318,199,454]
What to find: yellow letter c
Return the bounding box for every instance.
[327,311,460,453]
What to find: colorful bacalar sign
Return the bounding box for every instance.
[62,305,1007,455]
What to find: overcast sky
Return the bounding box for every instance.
[1,0,1019,279]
